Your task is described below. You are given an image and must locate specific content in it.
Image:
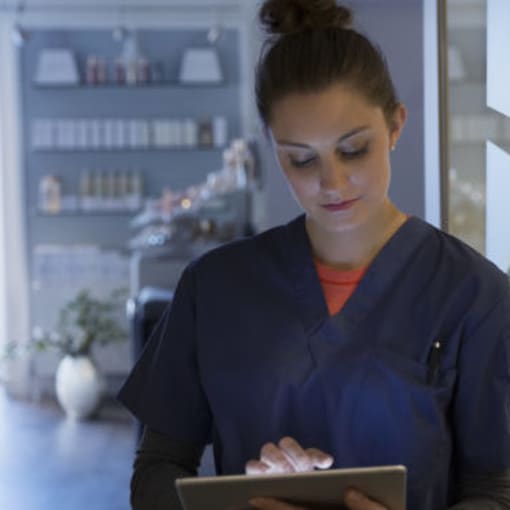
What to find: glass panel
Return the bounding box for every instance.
[485,0,510,274]
[486,142,510,272]
[447,0,489,254]
[487,0,510,118]
[446,0,510,264]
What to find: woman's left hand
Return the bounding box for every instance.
[248,497,306,510]
[248,489,388,510]
[343,489,388,510]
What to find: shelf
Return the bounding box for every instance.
[33,81,226,90]
[34,210,141,217]
[32,146,224,153]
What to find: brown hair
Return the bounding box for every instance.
[255,0,399,127]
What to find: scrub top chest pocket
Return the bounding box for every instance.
[349,346,457,489]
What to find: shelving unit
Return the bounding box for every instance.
[20,27,242,392]
[23,27,241,226]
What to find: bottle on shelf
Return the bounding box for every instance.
[96,57,107,85]
[85,55,98,85]
[128,171,143,211]
[105,171,117,210]
[125,59,137,85]
[198,118,213,147]
[117,170,129,208]
[114,58,126,85]
[136,57,150,84]
[38,174,62,214]
[79,170,93,212]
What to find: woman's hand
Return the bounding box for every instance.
[245,436,334,475]
[343,489,388,510]
[248,489,388,510]
[248,497,306,509]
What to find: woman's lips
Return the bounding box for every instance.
[321,198,360,211]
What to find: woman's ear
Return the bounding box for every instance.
[389,103,407,149]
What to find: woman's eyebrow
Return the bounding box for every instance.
[275,126,371,148]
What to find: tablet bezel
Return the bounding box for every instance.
[176,464,406,510]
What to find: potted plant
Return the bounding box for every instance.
[21,288,127,420]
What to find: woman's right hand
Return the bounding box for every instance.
[245,436,334,475]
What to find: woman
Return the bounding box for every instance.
[119,1,510,509]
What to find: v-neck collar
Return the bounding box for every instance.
[282,214,433,336]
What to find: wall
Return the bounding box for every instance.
[0,0,433,397]
[260,0,428,229]
[0,0,256,398]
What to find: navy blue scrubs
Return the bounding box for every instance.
[119,215,510,510]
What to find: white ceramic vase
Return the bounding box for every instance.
[55,354,105,420]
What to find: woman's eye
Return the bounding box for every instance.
[340,145,369,160]
[289,156,316,168]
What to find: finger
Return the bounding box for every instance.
[260,442,295,473]
[344,489,387,510]
[278,437,313,472]
[304,448,334,469]
[245,459,271,475]
[249,497,307,510]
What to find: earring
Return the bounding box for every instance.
[391,144,396,152]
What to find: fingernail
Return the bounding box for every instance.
[318,456,334,467]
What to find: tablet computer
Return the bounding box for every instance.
[176,464,406,510]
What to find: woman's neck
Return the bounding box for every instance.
[305,202,407,271]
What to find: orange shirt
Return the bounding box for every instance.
[314,260,368,316]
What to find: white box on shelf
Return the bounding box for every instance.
[138,121,150,148]
[103,119,115,150]
[151,120,162,147]
[86,120,102,149]
[32,119,54,150]
[75,119,88,149]
[55,120,67,149]
[113,120,126,148]
[213,116,228,147]
[170,119,183,147]
[128,119,139,148]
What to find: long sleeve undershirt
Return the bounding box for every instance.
[130,428,510,510]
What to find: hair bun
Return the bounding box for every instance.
[259,0,353,36]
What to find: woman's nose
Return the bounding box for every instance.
[319,159,350,192]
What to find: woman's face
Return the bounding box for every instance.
[269,84,406,234]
